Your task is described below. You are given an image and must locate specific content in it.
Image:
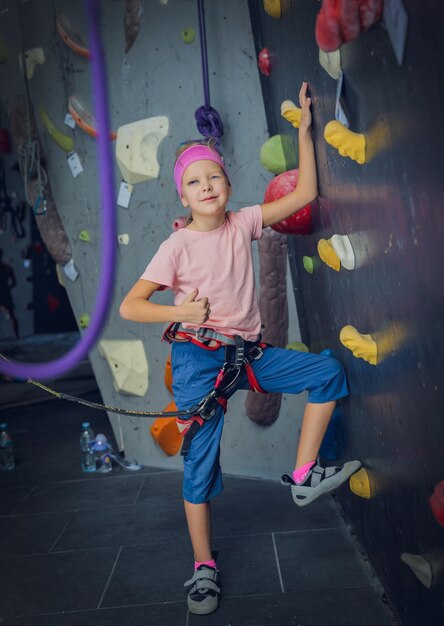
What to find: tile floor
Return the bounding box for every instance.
[0,340,398,625]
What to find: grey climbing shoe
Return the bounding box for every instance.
[184,565,220,615]
[281,460,362,507]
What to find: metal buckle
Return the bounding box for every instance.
[196,391,219,420]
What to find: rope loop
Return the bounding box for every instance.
[195,105,224,140]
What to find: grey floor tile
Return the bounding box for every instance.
[0,510,73,555]
[15,602,187,625]
[214,533,282,596]
[13,474,146,514]
[53,498,187,551]
[100,539,193,607]
[0,548,119,618]
[187,588,396,626]
[211,476,343,537]
[134,470,184,502]
[0,483,35,515]
[275,528,374,591]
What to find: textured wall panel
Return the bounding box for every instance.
[248,1,444,624]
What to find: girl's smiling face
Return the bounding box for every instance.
[180,159,231,226]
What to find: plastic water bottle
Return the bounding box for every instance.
[80,421,95,473]
[92,434,112,473]
[0,423,15,471]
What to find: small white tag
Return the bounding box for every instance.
[67,152,83,178]
[64,113,76,129]
[117,181,133,208]
[383,0,408,65]
[63,258,79,282]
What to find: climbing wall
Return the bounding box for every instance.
[248,1,444,625]
[0,0,308,478]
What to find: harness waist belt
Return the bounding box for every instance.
[163,322,243,347]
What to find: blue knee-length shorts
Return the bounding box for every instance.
[171,342,348,504]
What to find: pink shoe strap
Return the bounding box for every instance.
[194,558,217,571]
[293,461,316,485]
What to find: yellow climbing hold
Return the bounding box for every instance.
[281,100,301,129]
[39,107,74,153]
[340,325,377,365]
[263,0,281,18]
[350,468,372,499]
[317,238,341,272]
[324,120,366,165]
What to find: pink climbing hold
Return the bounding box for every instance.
[258,47,271,76]
[264,169,313,235]
[172,215,187,231]
[429,481,444,527]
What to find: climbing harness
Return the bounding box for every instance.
[163,323,268,455]
[1,326,268,456]
[195,0,224,141]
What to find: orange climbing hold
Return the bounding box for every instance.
[150,401,182,456]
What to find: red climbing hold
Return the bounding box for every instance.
[258,47,271,76]
[429,481,444,527]
[47,294,61,314]
[264,169,313,235]
[316,0,384,52]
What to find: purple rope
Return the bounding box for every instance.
[0,0,116,380]
[195,0,224,140]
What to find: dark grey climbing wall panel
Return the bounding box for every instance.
[248,1,444,625]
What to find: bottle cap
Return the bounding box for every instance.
[0,423,7,429]
[82,421,90,428]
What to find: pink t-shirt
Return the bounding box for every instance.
[140,204,263,341]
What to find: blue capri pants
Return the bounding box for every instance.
[171,342,348,504]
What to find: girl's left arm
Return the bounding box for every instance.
[261,82,318,228]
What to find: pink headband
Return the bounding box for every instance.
[173,144,229,196]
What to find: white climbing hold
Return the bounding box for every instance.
[331,234,355,270]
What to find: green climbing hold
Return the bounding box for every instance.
[303,256,314,274]
[79,314,90,329]
[78,229,90,242]
[260,134,298,174]
[182,28,195,44]
[287,341,309,352]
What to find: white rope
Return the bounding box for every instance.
[18,140,48,213]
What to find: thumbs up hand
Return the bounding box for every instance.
[178,288,211,324]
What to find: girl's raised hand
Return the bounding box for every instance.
[299,81,312,132]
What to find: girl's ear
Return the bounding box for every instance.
[180,195,189,208]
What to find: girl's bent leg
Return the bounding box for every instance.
[295,400,336,469]
[184,500,213,563]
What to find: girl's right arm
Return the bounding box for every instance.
[119,280,210,325]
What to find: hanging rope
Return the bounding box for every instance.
[18,140,48,215]
[0,0,117,381]
[0,353,194,418]
[194,0,224,141]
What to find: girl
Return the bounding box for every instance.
[120,82,361,615]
